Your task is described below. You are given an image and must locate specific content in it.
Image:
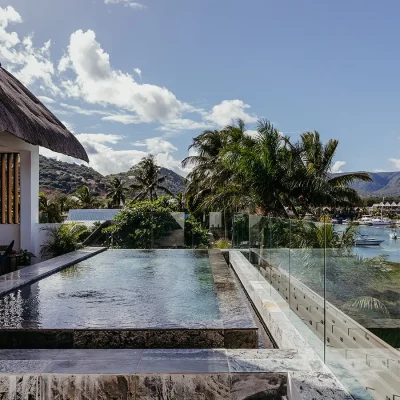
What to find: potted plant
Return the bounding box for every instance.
[17,249,36,267]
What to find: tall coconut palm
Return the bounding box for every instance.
[184,119,371,217]
[218,119,295,216]
[130,155,173,201]
[289,131,371,213]
[74,186,99,209]
[106,178,128,208]
[183,119,256,211]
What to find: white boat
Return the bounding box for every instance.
[389,230,398,240]
[359,215,374,225]
[371,218,392,226]
[355,234,384,246]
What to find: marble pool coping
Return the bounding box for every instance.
[0,249,258,349]
[0,348,352,399]
[0,247,106,297]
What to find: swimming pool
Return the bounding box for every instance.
[0,249,257,349]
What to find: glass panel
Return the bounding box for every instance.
[183,213,210,249]
[267,217,291,307]
[232,213,249,249]
[288,218,325,361]
[152,212,185,248]
[209,211,232,249]
[325,221,400,400]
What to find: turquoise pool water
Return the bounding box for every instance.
[0,250,221,329]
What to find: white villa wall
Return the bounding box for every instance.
[0,132,39,254]
[0,224,20,249]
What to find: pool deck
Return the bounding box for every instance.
[0,249,258,349]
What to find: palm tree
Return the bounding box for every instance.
[73,186,99,209]
[106,178,128,208]
[289,131,371,214]
[39,193,63,223]
[130,155,173,201]
[183,119,256,212]
[183,119,371,217]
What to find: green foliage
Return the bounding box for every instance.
[214,238,230,249]
[40,223,87,259]
[103,197,180,248]
[184,119,371,216]
[106,178,128,208]
[73,186,100,209]
[39,192,63,223]
[16,249,35,266]
[184,215,210,248]
[130,155,174,201]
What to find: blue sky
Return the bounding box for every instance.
[1,0,400,175]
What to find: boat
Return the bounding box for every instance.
[371,218,392,226]
[355,234,384,246]
[390,230,398,240]
[359,215,374,225]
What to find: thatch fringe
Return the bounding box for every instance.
[0,66,88,162]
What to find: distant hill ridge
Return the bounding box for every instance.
[39,155,186,196]
[39,156,400,198]
[341,171,400,198]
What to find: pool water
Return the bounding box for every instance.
[0,250,221,329]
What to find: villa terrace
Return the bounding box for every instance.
[0,66,399,399]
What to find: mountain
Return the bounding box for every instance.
[346,171,400,198]
[40,156,400,199]
[39,155,186,196]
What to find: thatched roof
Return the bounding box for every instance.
[0,66,88,162]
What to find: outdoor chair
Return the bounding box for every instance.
[0,240,15,268]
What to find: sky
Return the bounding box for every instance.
[1,0,400,176]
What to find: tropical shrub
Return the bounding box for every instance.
[184,215,210,248]
[40,223,87,259]
[103,197,180,248]
[16,249,36,266]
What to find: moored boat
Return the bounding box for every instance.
[355,234,384,246]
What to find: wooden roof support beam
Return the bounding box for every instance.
[1,154,5,224]
[7,153,12,223]
[13,153,19,224]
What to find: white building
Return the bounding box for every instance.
[0,66,88,256]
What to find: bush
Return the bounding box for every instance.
[184,215,210,248]
[103,197,180,248]
[40,223,87,259]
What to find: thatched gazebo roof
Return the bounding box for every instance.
[0,66,88,162]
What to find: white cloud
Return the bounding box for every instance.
[0,6,22,48]
[60,29,188,124]
[245,130,259,138]
[61,120,74,132]
[0,6,59,94]
[373,169,387,173]
[102,114,141,124]
[104,0,147,9]
[389,158,400,170]
[37,95,55,104]
[158,118,214,133]
[205,100,258,126]
[133,137,177,153]
[134,67,141,78]
[331,161,346,173]
[77,133,124,144]
[155,152,190,176]
[40,133,189,176]
[57,54,70,73]
[60,102,110,116]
